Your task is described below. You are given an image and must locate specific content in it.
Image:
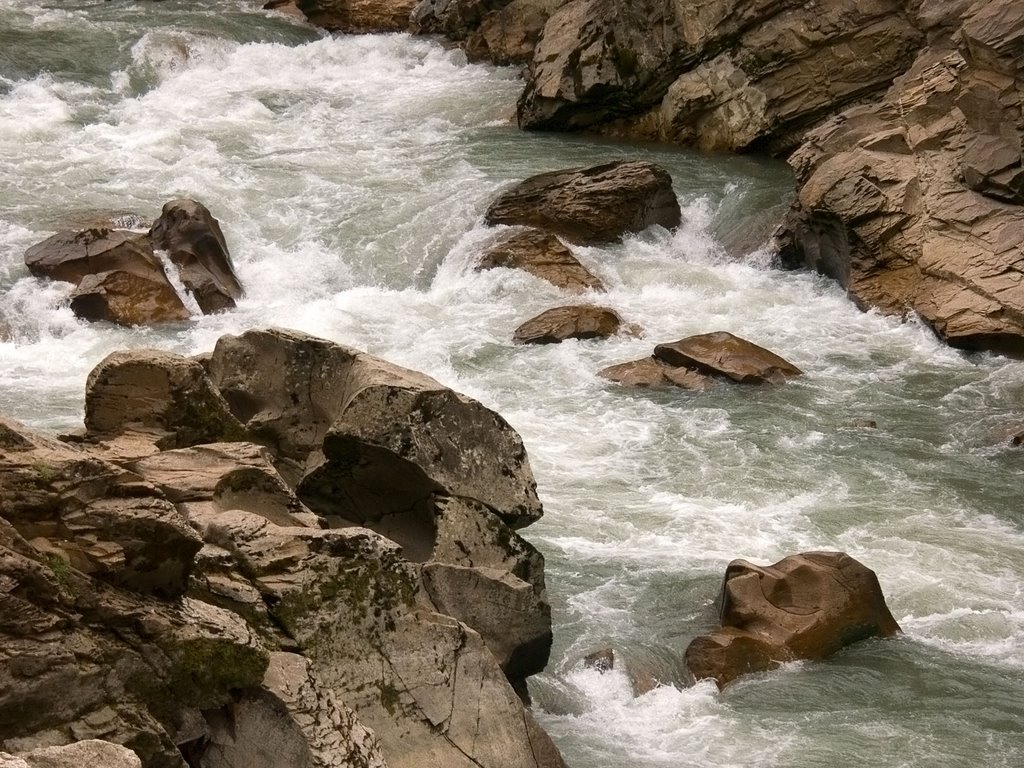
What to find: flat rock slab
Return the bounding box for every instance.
[598,356,716,390]
[654,331,802,383]
[484,160,681,245]
[513,304,622,344]
[477,228,605,293]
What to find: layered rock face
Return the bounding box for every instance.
[0,330,564,768]
[685,552,902,689]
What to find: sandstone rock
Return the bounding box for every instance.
[85,349,246,451]
[24,229,161,286]
[197,653,385,768]
[465,0,564,65]
[476,228,605,293]
[597,356,717,390]
[298,0,419,32]
[685,552,902,689]
[513,305,621,344]
[4,740,142,768]
[149,199,242,314]
[208,328,543,527]
[484,161,681,245]
[69,270,191,326]
[653,331,802,384]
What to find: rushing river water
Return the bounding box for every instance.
[2,2,1023,766]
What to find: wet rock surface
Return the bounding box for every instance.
[476,228,605,293]
[513,304,622,344]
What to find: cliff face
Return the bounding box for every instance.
[397,0,1024,354]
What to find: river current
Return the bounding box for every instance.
[1,2,1023,766]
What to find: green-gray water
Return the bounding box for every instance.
[1,2,1022,765]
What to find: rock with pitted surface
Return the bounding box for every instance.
[69,270,191,326]
[513,305,622,344]
[597,356,716,390]
[297,0,419,32]
[653,331,802,384]
[464,0,564,64]
[685,552,902,689]
[149,199,242,314]
[2,740,142,768]
[476,228,605,293]
[484,161,681,245]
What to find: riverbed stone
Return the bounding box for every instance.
[484,161,681,245]
[685,552,902,689]
[653,332,802,384]
[69,270,191,326]
[24,229,161,286]
[476,228,605,293]
[597,356,716,390]
[297,0,419,32]
[513,305,622,344]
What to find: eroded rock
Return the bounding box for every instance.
[484,161,681,245]
[298,0,419,32]
[685,552,902,689]
[69,271,191,327]
[476,228,605,293]
[2,740,142,768]
[653,331,802,383]
[513,305,622,344]
[597,356,716,390]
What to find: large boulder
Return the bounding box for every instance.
[69,270,190,326]
[297,0,420,32]
[685,552,902,689]
[24,229,161,286]
[484,161,681,245]
[597,356,715,390]
[1,740,142,768]
[513,304,623,344]
[476,228,605,293]
[149,199,242,314]
[653,331,802,383]
[464,0,565,65]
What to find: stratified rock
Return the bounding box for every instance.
[69,270,191,326]
[464,0,564,65]
[208,328,543,527]
[653,331,802,384]
[149,199,242,314]
[85,349,246,451]
[597,356,715,390]
[513,305,621,344]
[476,228,605,293]
[297,0,419,32]
[24,228,161,285]
[484,161,681,245]
[3,740,142,768]
[198,653,385,768]
[685,552,901,689]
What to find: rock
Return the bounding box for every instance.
[24,229,161,286]
[513,305,622,344]
[653,332,802,384]
[685,552,902,689]
[297,0,419,32]
[4,740,142,768]
[196,652,385,768]
[597,356,716,390]
[85,349,246,451]
[69,270,191,326]
[263,0,305,19]
[582,647,614,672]
[149,199,242,314]
[464,0,564,65]
[581,648,658,696]
[207,328,543,527]
[484,161,681,245]
[476,228,605,293]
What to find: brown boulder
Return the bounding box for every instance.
[476,228,605,293]
[24,228,160,285]
[513,304,622,344]
[297,0,419,32]
[685,552,902,689]
[465,0,564,65]
[149,199,242,314]
[484,161,681,245]
[68,270,190,326]
[597,356,715,390]
[653,331,802,384]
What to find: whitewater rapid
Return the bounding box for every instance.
[1,2,1023,766]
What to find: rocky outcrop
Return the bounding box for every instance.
[685,552,902,689]
[484,161,681,245]
[476,228,605,293]
[776,11,1024,353]
[600,331,801,389]
[23,200,241,327]
[1,740,143,768]
[297,0,419,32]
[513,304,623,344]
[149,200,242,314]
[0,329,562,768]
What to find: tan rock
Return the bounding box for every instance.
[653,331,802,384]
[476,228,605,293]
[69,270,191,326]
[484,161,681,245]
[685,552,902,689]
[24,228,161,285]
[597,356,716,390]
[513,304,621,344]
[6,740,141,768]
[298,0,419,32]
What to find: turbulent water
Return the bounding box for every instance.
[2,2,1023,766]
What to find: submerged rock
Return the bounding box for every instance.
[685,552,902,689]
[297,0,419,32]
[484,160,681,245]
[597,356,716,390]
[653,331,802,384]
[476,227,605,293]
[513,304,622,344]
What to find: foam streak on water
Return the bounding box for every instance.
[1,2,1023,766]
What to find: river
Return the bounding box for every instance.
[1,2,1023,766]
